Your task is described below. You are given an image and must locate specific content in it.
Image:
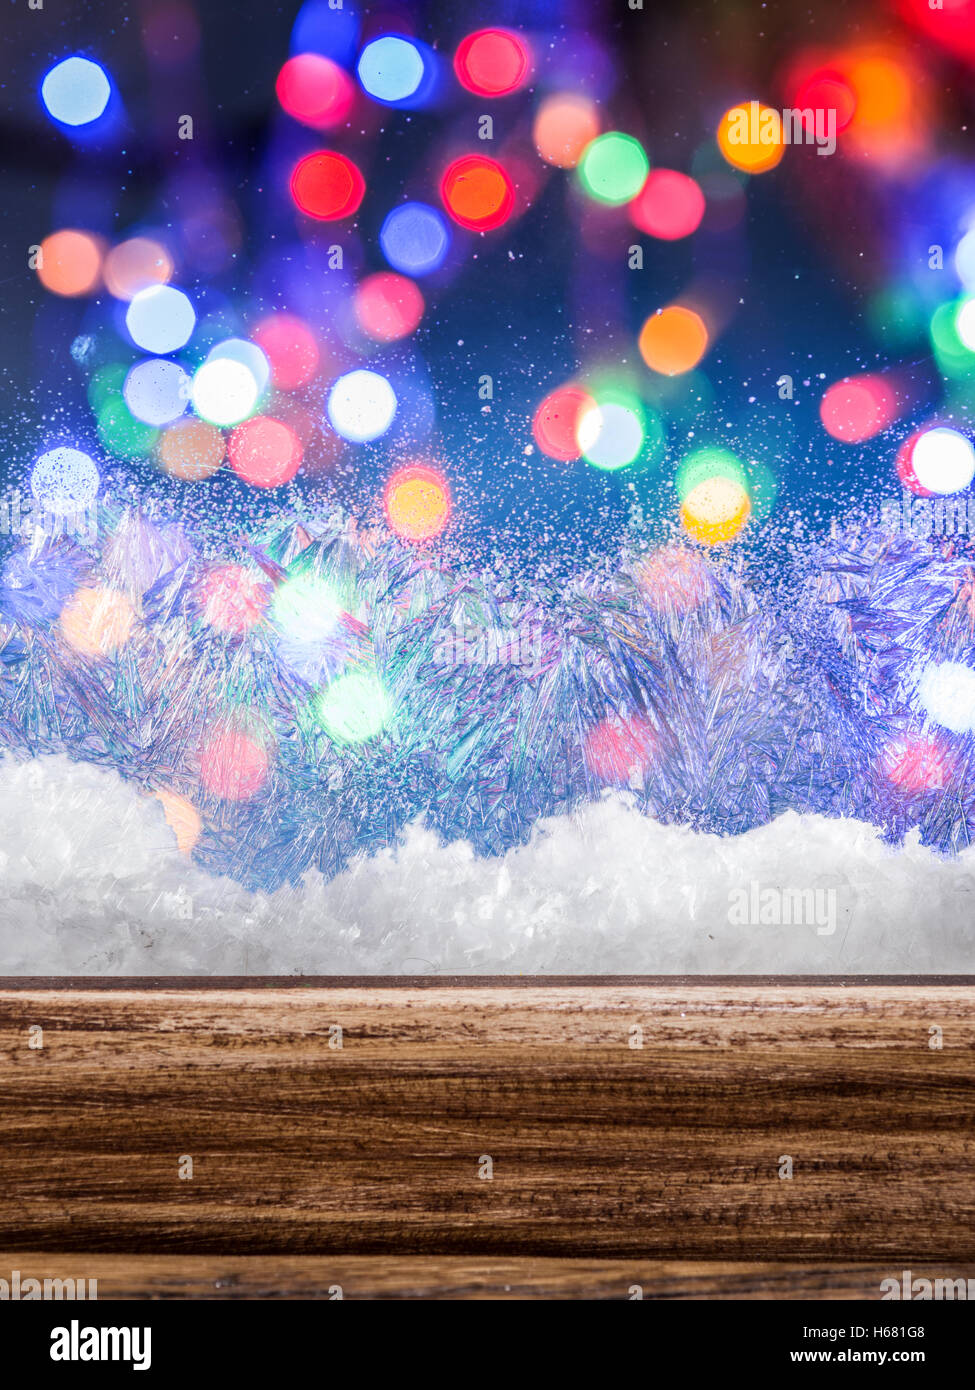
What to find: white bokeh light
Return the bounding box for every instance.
[911,427,975,496]
[917,661,975,735]
[30,447,100,516]
[191,358,260,427]
[125,285,195,355]
[577,402,643,469]
[123,359,190,426]
[327,369,397,443]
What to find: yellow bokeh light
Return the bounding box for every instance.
[60,586,136,658]
[717,102,784,174]
[680,476,751,545]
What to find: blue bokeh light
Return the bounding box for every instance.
[357,36,425,104]
[41,56,111,128]
[379,202,451,276]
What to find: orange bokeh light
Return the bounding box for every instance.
[157,418,225,481]
[532,94,600,168]
[440,155,514,231]
[60,586,136,658]
[717,102,784,174]
[37,229,103,296]
[639,306,709,376]
[155,787,202,855]
[103,237,173,300]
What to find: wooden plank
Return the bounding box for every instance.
[1,985,973,1259]
[2,1254,969,1300]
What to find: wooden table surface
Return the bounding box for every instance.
[1,979,973,1298]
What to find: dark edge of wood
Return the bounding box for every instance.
[2,975,974,989]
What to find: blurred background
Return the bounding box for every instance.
[3,0,975,575]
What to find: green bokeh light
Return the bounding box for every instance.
[96,396,159,458]
[313,670,392,746]
[578,132,649,205]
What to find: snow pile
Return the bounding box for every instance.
[0,753,970,974]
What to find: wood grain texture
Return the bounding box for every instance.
[1,984,973,1261]
[4,1254,970,1300]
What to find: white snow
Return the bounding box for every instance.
[0,752,971,974]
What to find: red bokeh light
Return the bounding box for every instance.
[882,734,949,793]
[440,155,514,231]
[454,28,532,97]
[276,53,355,129]
[532,385,595,461]
[895,430,933,497]
[584,714,657,785]
[820,375,898,443]
[251,313,320,390]
[290,151,365,220]
[199,720,271,800]
[228,416,303,488]
[354,272,425,341]
[794,69,857,134]
[199,565,270,635]
[629,170,705,240]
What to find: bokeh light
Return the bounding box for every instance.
[533,93,599,168]
[441,155,515,231]
[910,427,975,496]
[41,56,111,127]
[357,35,425,103]
[532,385,596,461]
[955,296,975,352]
[636,545,709,616]
[97,397,159,458]
[629,170,705,240]
[918,660,975,734]
[191,357,261,428]
[276,53,354,128]
[895,430,932,498]
[103,237,173,301]
[955,230,975,291]
[31,447,100,516]
[37,230,103,297]
[251,313,320,389]
[454,28,531,97]
[820,375,897,442]
[882,734,948,794]
[680,475,751,545]
[271,572,340,645]
[793,68,857,134]
[354,272,424,341]
[313,670,392,745]
[584,714,657,785]
[384,464,451,541]
[60,586,135,659]
[639,306,709,375]
[199,565,270,634]
[157,418,225,481]
[290,150,365,220]
[327,368,397,442]
[198,720,271,800]
[154,787,202,856]
[379,202,451,275]
[206,338,271,397]
[717,102,784,174]
[123,359,190,427]
[578,132,649,204]
[577,394,645,470]
[228,416,303,488]
[126,284,196,354]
